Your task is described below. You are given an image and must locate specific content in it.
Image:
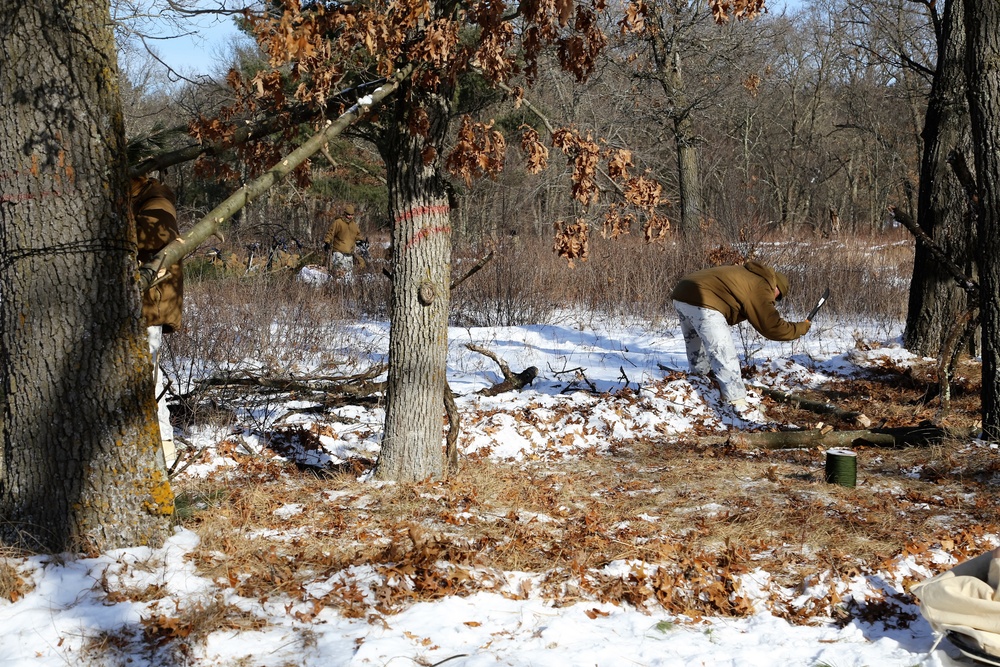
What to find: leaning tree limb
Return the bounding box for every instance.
[450,251,494,290]
[130,78,392,178]
[444,382,460,474]
[888,206,978,299]
[381,249,494,286]
[137,65,413,291]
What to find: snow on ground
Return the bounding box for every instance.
[0,316,988,666]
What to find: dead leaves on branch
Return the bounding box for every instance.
[709,0,767,24]
[547,128,670,261]
[188,0,673,264]
[407,18,460,70]
[552,128,602,207]
[553,218,590,266]
[619,0,648,34]
[446,117,507,186]
[520,125,549,174]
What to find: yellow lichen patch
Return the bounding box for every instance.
[144,469,175,516]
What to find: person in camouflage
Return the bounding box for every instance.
[670,261,811,423]
[132,176,183,466]
[322,204,363,277]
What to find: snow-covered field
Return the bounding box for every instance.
[0,314,993,667]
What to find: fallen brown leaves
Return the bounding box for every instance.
[137,357,996,645]
[0,555,31,603]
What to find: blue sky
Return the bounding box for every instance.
[146,12,246,77]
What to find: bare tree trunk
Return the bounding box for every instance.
[905,0,978,356]
[675,114,704,235]
[0,0,172,551]
[645,1,704,237]
[671,51,704,235]
[373,83,453,481]
[963,0,1000,439]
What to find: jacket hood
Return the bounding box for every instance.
[744,261,778,291]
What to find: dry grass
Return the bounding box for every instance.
[446,229,915,328]
[149,262,993,628]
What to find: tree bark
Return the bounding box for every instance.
[905,0,978,357]
[963,0,1000,439]
[372,82,453,481]
[0,0,172,551]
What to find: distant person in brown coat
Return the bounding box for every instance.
[132,176,183,465]
[322,204,364,277]
[670,261,811,424]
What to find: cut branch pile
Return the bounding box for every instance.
[182,364,387,413]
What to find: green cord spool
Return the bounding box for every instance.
[825,449,857,487]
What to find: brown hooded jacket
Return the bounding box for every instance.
[670,261,809,341]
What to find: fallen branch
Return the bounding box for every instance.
[184,365,388,403]
[761,388,871,427]
[465,344,538,396]
[719,425,978,450]
[549,364,597,394]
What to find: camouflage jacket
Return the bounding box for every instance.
[132,177,183,332]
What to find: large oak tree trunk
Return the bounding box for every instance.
[0,0,172,551]
[373,85,452,481]
[905,0,978,356]
[963,0,1000,438]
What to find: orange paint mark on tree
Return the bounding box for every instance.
[397,205,451,251]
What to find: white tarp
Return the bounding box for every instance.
[911,548,1000,658]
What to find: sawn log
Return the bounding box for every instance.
[722,425,978,450]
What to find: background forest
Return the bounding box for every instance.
[118,0,927,313]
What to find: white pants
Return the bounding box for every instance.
[673,300,746,404]
[327,251,354,276]
[147,326,175,463]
